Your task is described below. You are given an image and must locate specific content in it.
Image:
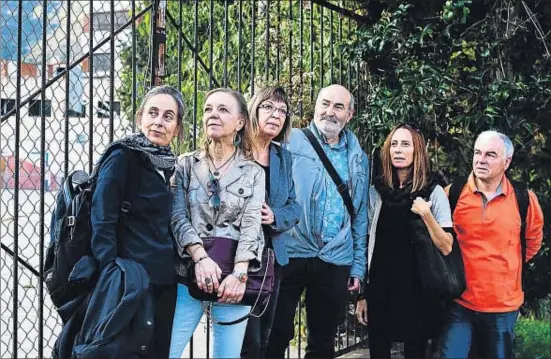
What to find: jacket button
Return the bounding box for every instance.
[141,345,147,351]
[238,188,244,194]
[206,223,213,231]
[146,320,152,326]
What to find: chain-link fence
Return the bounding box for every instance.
[1,1,368,357]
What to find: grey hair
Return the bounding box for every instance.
[135,85,186,131]
[476,130,514,159]
[349,93,355,111]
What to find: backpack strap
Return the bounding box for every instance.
[511,182,529,264]
[448,176,469,214]
[119,147,144,216]
[510,181,529,291]
[93,144,144,215]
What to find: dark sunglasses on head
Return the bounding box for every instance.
[208,173,221,211]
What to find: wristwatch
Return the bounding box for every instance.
[231,270,248,283]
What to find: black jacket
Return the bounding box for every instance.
[91,148,176,285]
[73,258,155,359]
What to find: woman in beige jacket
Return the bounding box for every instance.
[169,88,265,358]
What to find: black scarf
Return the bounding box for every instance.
[111,132,176,170]
[374,173,440,217]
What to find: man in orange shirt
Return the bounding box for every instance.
[436,130,544,359]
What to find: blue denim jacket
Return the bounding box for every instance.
[265,143,302,266]
[284,124,369,279]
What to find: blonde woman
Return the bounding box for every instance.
[169,88,265,358]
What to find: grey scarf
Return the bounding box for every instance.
[111,132,176,170]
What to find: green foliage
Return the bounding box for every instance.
[514,317,551,359]
[118,1,355,153]
[349,0,551,315]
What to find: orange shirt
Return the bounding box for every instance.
[448,174,544,312]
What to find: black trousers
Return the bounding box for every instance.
[266,257,351,359]
[368,333,428,359]
[241,264,283,359]
[146,283,177,359]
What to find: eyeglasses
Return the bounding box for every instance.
[258,102,288,117]
[208,173,221,211]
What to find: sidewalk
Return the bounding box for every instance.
[339,343,406,358]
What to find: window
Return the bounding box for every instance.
[1,99,16,116]
[93,53,111,74]
[93,11,130,32]
[29,100,52,117]
[68,107,86,118]
[97,101,120,118]
[55,67,65,76]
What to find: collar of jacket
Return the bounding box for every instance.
[268,142,285,198]
[191,148,257,193]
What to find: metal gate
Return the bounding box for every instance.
[0,1,368,357]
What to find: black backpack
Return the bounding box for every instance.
[44,145,143,308]
[448,176,530,289]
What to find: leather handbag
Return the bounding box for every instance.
[412,221,466,299]
[187,237,275,324]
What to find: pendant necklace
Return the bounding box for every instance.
[209,149,236,178]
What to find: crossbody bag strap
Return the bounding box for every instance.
[301,128,354,217]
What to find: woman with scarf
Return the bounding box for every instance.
[355,124,454,358]
[90,85,184,357]
[169,88,265,358]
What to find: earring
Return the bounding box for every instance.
[233,132,242,147]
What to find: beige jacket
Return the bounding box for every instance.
[171,149,265,280]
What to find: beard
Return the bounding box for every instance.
[317,116,343,139]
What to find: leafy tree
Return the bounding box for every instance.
[349,0,551,317]
[119,0,356,152]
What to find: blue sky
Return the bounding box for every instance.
[1,1,62,61]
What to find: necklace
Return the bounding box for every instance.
[209,149,236,177]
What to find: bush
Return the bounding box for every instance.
[514,317,550,359]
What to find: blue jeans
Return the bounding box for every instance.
[437,302,519,359]
[169,283,251,358]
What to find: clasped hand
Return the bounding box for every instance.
[195,258,246,303]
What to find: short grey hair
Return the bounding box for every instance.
[476,130,514,159]
[349,93,355,112]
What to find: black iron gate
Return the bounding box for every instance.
[0,1,368,357]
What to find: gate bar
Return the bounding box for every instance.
[166,11,221,89]
[13,1,23,355]
[39,0,48,355]
[1,243,40,278]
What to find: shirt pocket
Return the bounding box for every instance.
[224,181,253,217]
[187,175,205,202]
